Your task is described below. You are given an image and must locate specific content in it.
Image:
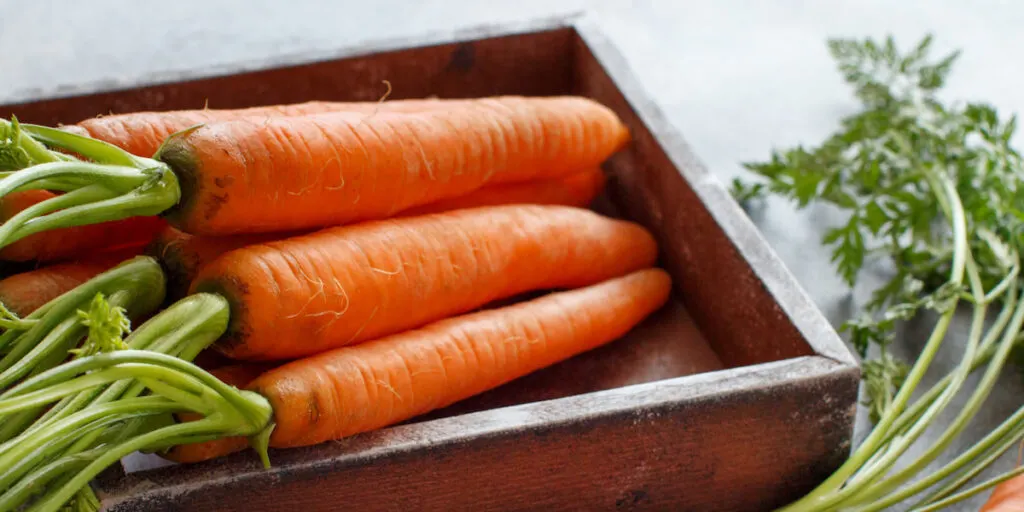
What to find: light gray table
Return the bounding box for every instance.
[3,1,1022,509]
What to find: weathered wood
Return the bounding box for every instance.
[0,13,861,512]
[98,357,857,512]
[0,19,576,127]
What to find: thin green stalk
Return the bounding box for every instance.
[0,363,206,416]
[0,118,75,170]
[20,123,149,168]
[850,290,1024,506]
[0,256,164,390]
[776,170,968,512]
[914,421,1024,507]
[0,124,180,251]
[0,397,179,492]
[840,254,991,503]
[915,464,1024,512]
[0,184,116,249]
[0,447,104,511]
[28,420,225,512]
[12,293,223,444]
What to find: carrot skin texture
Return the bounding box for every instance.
[249,268,671,449]
[0,247,147,317]
[156,96,629,235]
[191,205,658,361]
[150,169,605,300]
[147,226,290,301]
[63,98,467,157]
[0,190,167,262]
[980,472,1024,511]
[161,363,277,464]
[403,166,605,216]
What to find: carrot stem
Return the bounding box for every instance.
[0,257,164,393]
[916,464,1024,512]
[0,396,180,492]
[29,419,219,512]
[776,170,969,511]
[913,420,1024,508]
[0,118,75,171]
[0,446,103,511]
[20,123,146,168]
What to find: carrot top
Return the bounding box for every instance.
[0,95,627,247]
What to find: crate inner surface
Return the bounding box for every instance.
[0,26,816,430]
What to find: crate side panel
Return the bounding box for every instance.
[568,35,814,368]
[0,29,574,127]
[99,359,856,512]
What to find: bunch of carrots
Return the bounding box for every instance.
[0,94,674,511]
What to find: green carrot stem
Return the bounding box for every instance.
[880,318,1014,448]
[838,255,992,504]
[0,184,116,253]
[20,123,148,168]
[0,272,161,390]
[0,396,179,491]
[0,123,181,251]
[17,293,224,442]
[0,363,206,416]
[30,409,263,512]
[0,162,150,199]
[912,421,1024,508]
[776,170,968,511]
[849,289,1024,506]
[6,182,175,246]
[0,118,75,171]
[915,463,1024,512]
[0,256,164,388]
[0,314,84,387]
[0,446,103,512]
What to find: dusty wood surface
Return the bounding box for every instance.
[99,358,857,512]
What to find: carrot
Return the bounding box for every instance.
[0,246,147,317]
[0,190,166,262]
[191,204,656,361]
[252,267,670,448]
[61,98,465,157]
[149,167,605,300]
[0,268,668,510]
[147,226,289,301]
[402,166,605,215]
[161,362,277,464]
[1,95,628,247]
[159,96,627,235]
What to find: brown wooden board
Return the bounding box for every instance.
[0,13,860,512]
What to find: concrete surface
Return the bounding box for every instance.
[3,1,1024,510]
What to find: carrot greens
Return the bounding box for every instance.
[732,34,1024,510]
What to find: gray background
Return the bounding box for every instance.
[3,1,1022,509]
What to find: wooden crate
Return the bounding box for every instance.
[0,14,860,512]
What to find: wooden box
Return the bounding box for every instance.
[0,14,860,512]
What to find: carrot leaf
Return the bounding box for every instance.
[69,293,130,359]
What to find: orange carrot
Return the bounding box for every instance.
[0,246,146,317]
[162,362,277,464]
[147,227,289,301]
[0,190,166,262]
[149,168,605,300]
[190,204,657,361]
[980,471,1024,511]
[156,96,628,235]
[62,98,464,157]
[248,268,670,449]
[403,166,605,216]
